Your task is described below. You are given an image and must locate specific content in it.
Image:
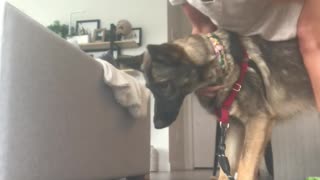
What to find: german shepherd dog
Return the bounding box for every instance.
[142,29,317,180]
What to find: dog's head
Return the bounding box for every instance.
[143,33,236,129]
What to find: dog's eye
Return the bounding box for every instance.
[158,82,170,90]
[156,81,173,94]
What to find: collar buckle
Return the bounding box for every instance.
[232,83,242,92]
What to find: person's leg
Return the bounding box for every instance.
[297,0,320,111]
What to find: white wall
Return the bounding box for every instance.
[0,1,5,73]
[8,0,167,55]
[0,2,6,179]
[7,0,171,171]
[150,97,170,171]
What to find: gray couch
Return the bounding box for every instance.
[0,3,150,180]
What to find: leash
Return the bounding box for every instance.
[216,60,248,124]
[215,60,248,180]
[207,32,249,179]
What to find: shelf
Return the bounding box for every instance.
[79,40,139,52]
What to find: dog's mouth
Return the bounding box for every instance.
[153,95,185,129]
[153,112,177,129]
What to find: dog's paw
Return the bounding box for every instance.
[217,174,229,180]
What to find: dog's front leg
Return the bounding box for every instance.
[236,115,273,180]
[218,118,245,180]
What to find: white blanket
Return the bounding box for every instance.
[95,58,150,120]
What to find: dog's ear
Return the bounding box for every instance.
[147,44,184,64]
[173,35,214,65]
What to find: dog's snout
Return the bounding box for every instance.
[153,97,185,129]
[154,119,169,129]
[153,111,178,129]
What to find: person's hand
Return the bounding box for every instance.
[182,3,217,35]
[181,3,221,98]
[191,23,216,35]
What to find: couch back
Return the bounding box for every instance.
[0,3,150,180]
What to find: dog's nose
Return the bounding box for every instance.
[153,114,176,129]
[152,96,185,129]
[154,119,169,129]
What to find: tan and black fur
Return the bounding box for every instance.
[142,29,317,180]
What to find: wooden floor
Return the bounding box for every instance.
[149,170,214,180]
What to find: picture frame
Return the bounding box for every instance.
[121,27,142,46]
[75,19,101,36]
[93,28,107,42]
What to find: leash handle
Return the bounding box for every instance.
[217,123,236,180]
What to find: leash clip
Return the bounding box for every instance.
[217,122,236,180]
[220,121,230,129]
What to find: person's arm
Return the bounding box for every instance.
[273,0,320,111]
[297,0,320,111]
[181,2,217,34]
[180,3,223,96]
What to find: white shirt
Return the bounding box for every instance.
[169,0,304,41]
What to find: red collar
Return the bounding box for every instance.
[216,54,249,125]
